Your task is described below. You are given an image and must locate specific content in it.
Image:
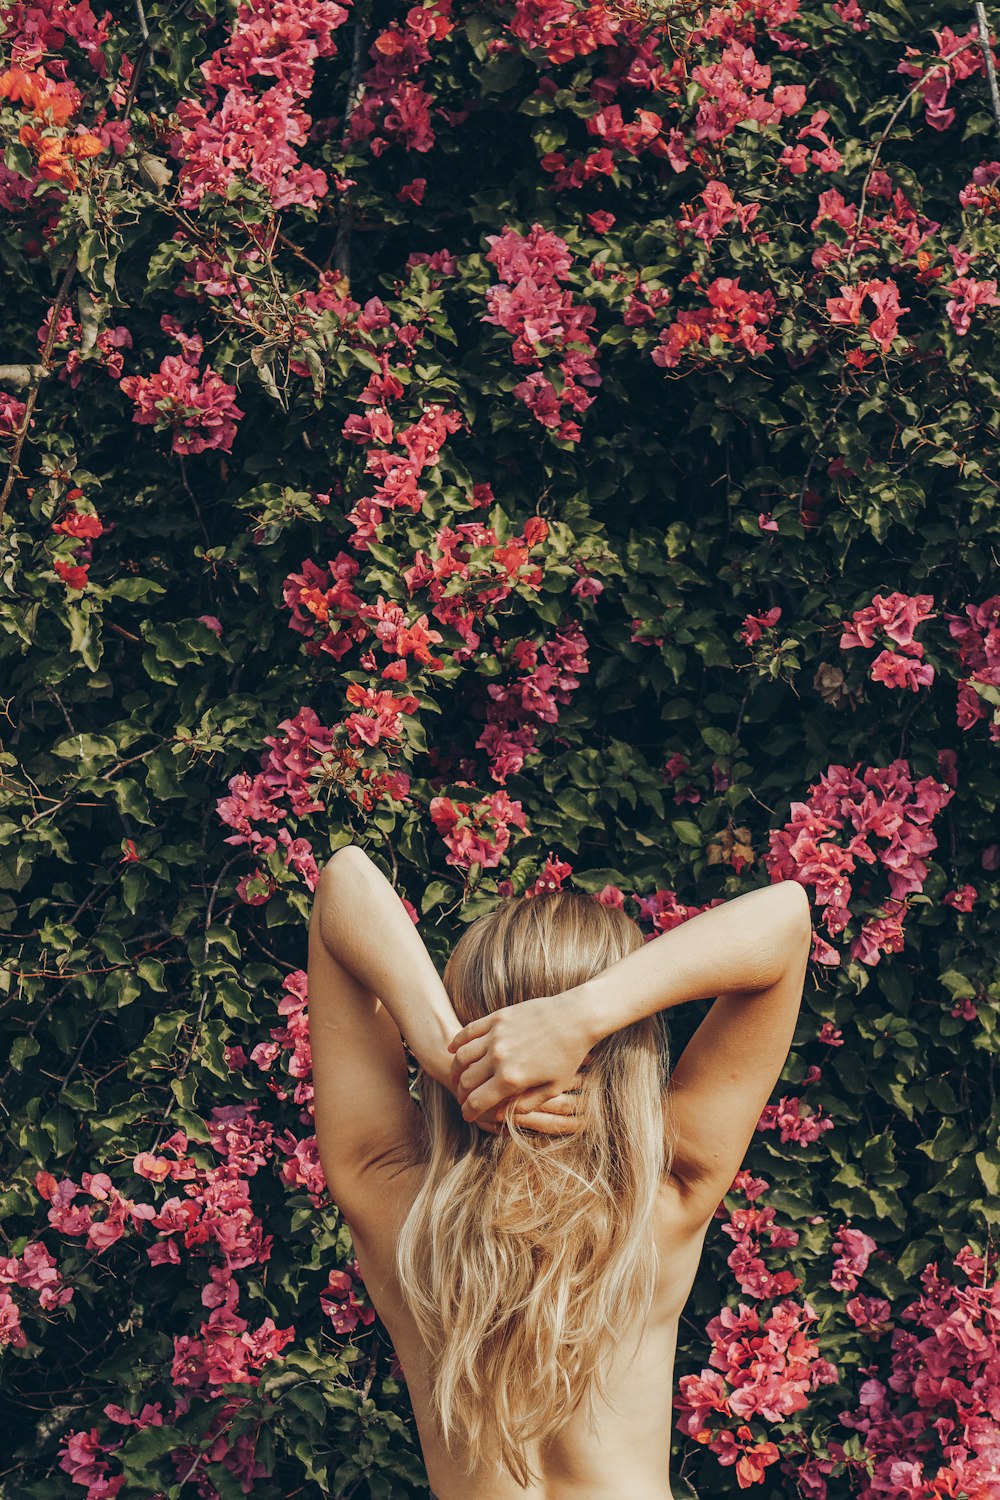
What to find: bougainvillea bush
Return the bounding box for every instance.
[0,0,998,1492]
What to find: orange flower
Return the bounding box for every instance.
[69,131,105,160]
[0,66,75,125]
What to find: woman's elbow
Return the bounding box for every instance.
[776,879,812,952]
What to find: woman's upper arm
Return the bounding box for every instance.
[663,917,811,1227]
[306,877,419,1215]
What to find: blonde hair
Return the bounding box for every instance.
[394,889,674,1486]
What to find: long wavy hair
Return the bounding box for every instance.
[394,889,674,1486]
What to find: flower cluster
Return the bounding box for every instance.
[429,787,528,869]
[401,514,547,658]
[344,401,465,550]
[897,26,984,132]
[947,596,1000,742]
[765,760,954,966]
[691,41,806,144]
[840,591,937,692]
[119,313,245,456]
[483,224,601,442]
[840,1246,1000,1498]
[830,1225,877,1292]
[348,0,455,157]
[282,552,368,661]
[215,699,335,888]
[0,65,105,198]
[169,0,350,210]
[0,1238,73,1349]
[49,488,104,592]
[507,0,625,65]
[652,276,776,370]
[475,621,590,783]
[242,969,314,1111]
[826,279,909,354]
[676,1172,839,1488]
[756,1094,836,1146]
[37,297,133,389]
[321,1262,376,1335]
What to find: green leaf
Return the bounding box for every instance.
[671,819,702,847]
[9,1035,41,1071]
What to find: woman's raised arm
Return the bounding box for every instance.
[312,843,460,1088]
[309,847,588,1199]
[450,880,813,1150]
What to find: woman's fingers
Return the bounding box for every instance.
[509,1081,570,1114]
[447,1015,494,1052]
[514,1110,586,1136]
[454,1054,493,1097]
[462,1078,515,1122]
[523,1091,578,1115]
[450,1036,488,1072]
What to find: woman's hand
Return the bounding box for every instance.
[448,992,594,1124]
[472,1077,589,1137]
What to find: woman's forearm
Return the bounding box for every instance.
[315,845,459,1083]
[574,880,812,1047]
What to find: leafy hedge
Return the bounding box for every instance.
[1,0,998,1495]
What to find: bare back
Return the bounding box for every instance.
[308,865,811,1499]
[344,1163,711,1500]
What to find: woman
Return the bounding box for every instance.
[307,843,812,1500]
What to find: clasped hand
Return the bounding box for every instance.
[447,992,594,1133]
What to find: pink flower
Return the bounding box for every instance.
[757,1096,835,1146]
[827,279,909,351]
[740,606,781,646]
[845,1294,892,1334]
[869,649,934,691]
[943,883,977,911]
[841,592,936,652]
[678,180,760,246]
[120,316,245,455]
[0,1289,26,1349]
[947,596,1000,741]
[525,853,573,895]
[429,789,528,870]
[653,278,776,370]
[482,224,600,441]
[831,1225,877,1291]
[833,0,869,31]
[767,760,953,963]
[320,1264,375,1334]
[944,275,1000,335]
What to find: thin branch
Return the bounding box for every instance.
[0,256,78,521]
[975,2,1000,132]
[333,10,370,282]
[147,855,242,1152]
[848,43,977,271]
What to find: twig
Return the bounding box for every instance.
[23,745,161,828]
[975,2,1000,132]
[333,10,371,282]
[105,618,141,643]
[797,388,851,515]
[0,256,78,520]
[146,855,241,1151]
[848,43,976,271]
[56,1014,102,1096]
